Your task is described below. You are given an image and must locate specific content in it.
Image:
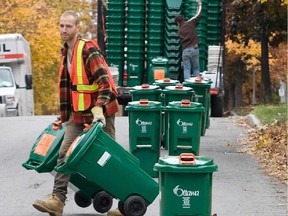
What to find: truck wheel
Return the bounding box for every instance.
[211,94,224,117]
[124,195,147,216]
[93,191,113,213]
[74,190,92,208]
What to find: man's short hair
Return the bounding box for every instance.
[175,15,184,23]
[61,10,80,25]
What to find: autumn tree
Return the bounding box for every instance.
[226,0,287,103]
[0,0,91,114]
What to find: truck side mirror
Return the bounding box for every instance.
[25,74,33,90]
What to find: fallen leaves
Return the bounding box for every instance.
[237,119,288,184]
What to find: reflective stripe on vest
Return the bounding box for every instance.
[71,39,99,111]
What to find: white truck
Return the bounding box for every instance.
[0,34,34,117]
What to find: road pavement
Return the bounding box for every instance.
[0,115,286,216]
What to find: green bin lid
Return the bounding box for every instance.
[166,100,205,112]
[163,83,194,94]
[131,84,161,91]
[154,154,218,173]
[126,99,163,111]
[154,78,179,85]
[184,76,211,86]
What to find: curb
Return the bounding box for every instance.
[246,113,262,128]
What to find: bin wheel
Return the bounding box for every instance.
[124,195,147,216]
[74,190,92,208]
[118,201,127,216]
[93,190,113,213]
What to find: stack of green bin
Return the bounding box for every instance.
[183,0,208,71]
[55,122,159,216]
[166,100,204,155]
[130,84,162,102]
[164,0,183,79]
[207,0,222,45]
[146,0,165,61]
[106,0,126,86]
[147,56,169,84]
[126,100,163,178]
[126,0,146,86]
[183,76,211,136]
[154,154,218,216]
[22,121,114,213]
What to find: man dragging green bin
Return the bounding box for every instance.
[32,10,121,216]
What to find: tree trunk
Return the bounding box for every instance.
[260,33,272,102]
[259,2,272,103]
[235,60,244,107]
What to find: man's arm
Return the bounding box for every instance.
[187,0,202,22]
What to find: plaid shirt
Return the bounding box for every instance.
[59,38,118,124]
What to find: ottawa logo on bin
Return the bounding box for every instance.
[173,185,200,197]
[177,119,193,127]
[135,118,153,126]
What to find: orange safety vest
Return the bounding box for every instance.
[68,39,118,112]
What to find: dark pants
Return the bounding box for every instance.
[53,114,116,202]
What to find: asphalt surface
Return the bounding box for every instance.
[0,115,286,216]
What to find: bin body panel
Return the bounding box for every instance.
[55,123,159,205]
[154,156,218,216]
[159,172,213,216]
[183,79,211,135]
[126,101,162,178]
[166,102,204,156]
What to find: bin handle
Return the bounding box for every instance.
[195,76,204,83]
[181,99,191,107]
[141,83,150,89]
[163,78,171,83]
[179,153,196,164]
[175,83,183,90]
[139,99,149,106]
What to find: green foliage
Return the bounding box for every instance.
[252,104,287,124]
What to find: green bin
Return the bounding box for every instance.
[166,100,205,156]
[162,84,195,106]
[162,84,195,149]
[154,154,218,216]
[55,123,159,216]
[22,120,66,173]
[183,77,211,136]
[130,84,162,102]
[148,57,169,84]
[22,121,113,213]
[126,100,163,178]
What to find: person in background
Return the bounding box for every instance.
[32,10,120,216]
[175,0,202,81]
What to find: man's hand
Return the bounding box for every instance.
[196,0,202,4]
[91,106,106,126]
[52,121,62,130]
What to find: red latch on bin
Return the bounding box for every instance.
[163,78,171,83]
[175,83,183,90]
[195,76,204,83]
[181,99,191,107]
[179,153,196,164]
[141,83,149,89]
[139,99,149,106]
